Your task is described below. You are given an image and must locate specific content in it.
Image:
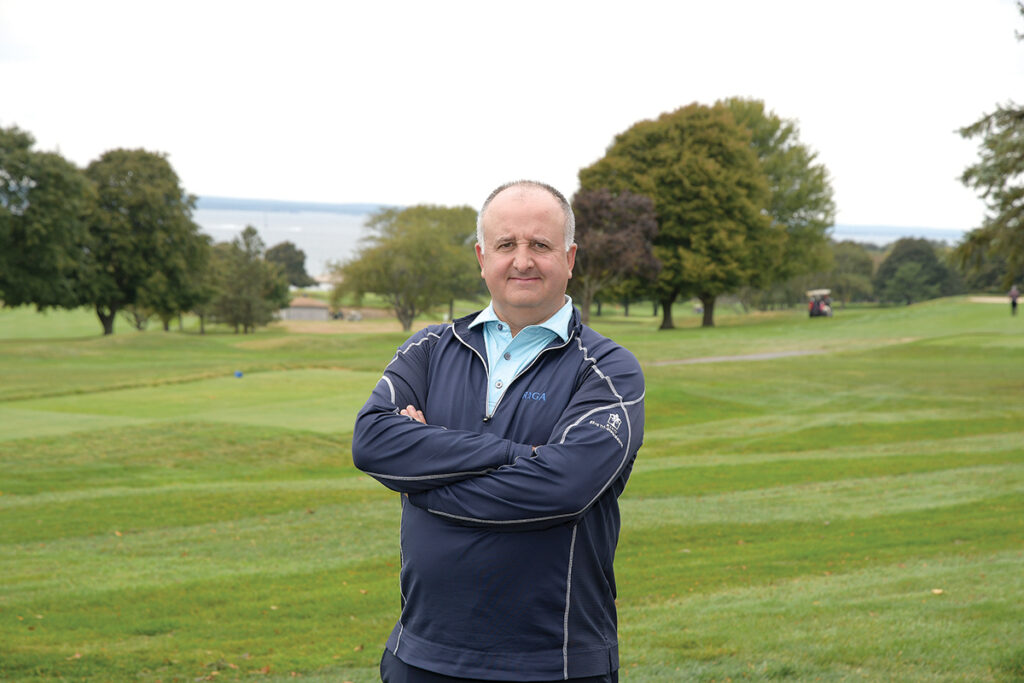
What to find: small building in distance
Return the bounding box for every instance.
[279,296,330,322]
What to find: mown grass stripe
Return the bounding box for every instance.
[636,430,1024,469]
[0,499,401,600]
[624,464,1024,524]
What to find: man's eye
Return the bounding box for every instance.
[496,242,514,251]
[532,242,550,251]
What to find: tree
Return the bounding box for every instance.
[828,240,875,307]
[212,226,289,333]
[956,2,1024,289]
[957,247,1016,293]
[0,126,95,310]
[267,241,316,288]
[579,102,780,328]
[84,149,205,335]
[873,238,963,305]
[568,189,659,324]
[722,98,836,284]
[332,205,480,331]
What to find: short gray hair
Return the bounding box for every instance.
[476,180,575,253]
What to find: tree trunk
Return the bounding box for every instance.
[700,294,716,327]
[396,307,414,331]
[580,291,593,325]
[199,313,206,335]
[96,305,116,336]
[658,296,676,330]
[596,300,602,317]
[448,298,455,322]
[163,318,171,332]
[652,300,659,316]
[178,313,184,332]
[622,299,630,317]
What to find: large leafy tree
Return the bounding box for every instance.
[212,226,289,333]
[267,241,316,287]
[874,238,963,305]
[569,189,659,324]
[579,102,779,328]
[828,240,875,307]
[722,98,836,284]
[138,230,214,331]
[0,126,95,309]
[332,205,480,330]
[84,149,206,335]
[956,2,1024,288]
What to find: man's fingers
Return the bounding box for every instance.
[401,405,427,424]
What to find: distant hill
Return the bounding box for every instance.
[197,196,391,215]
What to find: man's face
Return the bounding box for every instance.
[476,186,576,329]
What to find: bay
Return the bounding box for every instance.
[192,207,370,278]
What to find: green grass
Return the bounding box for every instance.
[1,298,1022,681]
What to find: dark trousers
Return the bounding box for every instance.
[380,649,618,683]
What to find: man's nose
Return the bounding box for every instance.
[512,245,534,271]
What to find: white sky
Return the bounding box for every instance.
[2,0,1021,229]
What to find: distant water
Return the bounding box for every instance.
[193,208,370,277]
[831,224,966,246]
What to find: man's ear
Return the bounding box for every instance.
[476,243,486,277]
[566,244,577,278]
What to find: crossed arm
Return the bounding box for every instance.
[352,350,644,530]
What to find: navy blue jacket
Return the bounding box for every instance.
[352,308,644,681]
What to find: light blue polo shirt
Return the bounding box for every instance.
[468,297,574,417]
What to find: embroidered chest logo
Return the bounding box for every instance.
[588,411,624,447]
[522,391,547,401]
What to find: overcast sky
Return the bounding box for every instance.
[2,0,1021,229]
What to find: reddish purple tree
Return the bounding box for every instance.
[569,189,659,324]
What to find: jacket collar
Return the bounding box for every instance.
[452,306,581,359]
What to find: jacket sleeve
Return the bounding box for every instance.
[351,328,534,493]
[405,343,644,530]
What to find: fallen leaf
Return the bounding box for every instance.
[353,645,364,652]
[114,531,122,537]
[67,653,82,660]
[932,588,944,595]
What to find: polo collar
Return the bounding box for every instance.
[468,296,573,342]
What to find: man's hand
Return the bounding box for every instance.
[400,405,427,424]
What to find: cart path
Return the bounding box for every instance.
[648,349,826,366]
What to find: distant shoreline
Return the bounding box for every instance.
[196,196,392,215]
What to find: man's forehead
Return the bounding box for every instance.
[483,189,563,228]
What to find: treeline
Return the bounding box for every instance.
[0,126,315,335]
[5,77,1021,335]
[334,93,1019,329]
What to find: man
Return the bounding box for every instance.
[352,180,645,682]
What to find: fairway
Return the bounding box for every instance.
[1,299,1022,682]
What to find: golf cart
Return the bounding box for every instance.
[807,288,833,318]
